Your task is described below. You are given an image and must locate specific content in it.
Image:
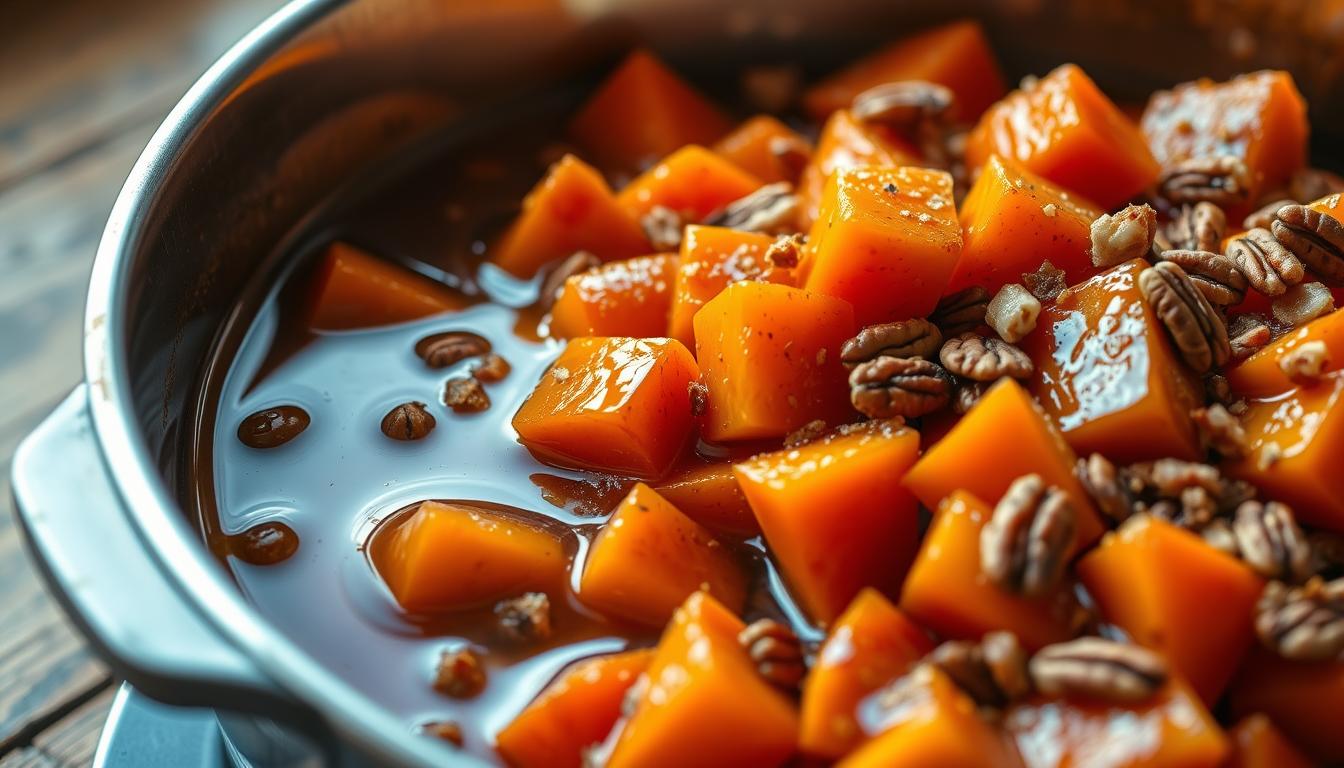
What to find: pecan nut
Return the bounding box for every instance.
[930,286,989,335]
[703,182,800,235]
[1191,403,1247,458]
[1138,261,1231,373]
[1272,204,1344,286]
[1029,637,1168,703]
[1075,453,1133,525]
[1159,155,1252,207]
[928,631,1030,710]
[471,353,511,383]
[851,80,955,133]
[1090,204,1157,268]
[1279,339,1331,384]
[381,402,436,441]
[1234,501,1312,583]
[1168,202,1227,252]
[1243,199,1295,231]
[416,330,491,369]
[939,333,1033,381]
[1227,313,1272,361]
[849,356,952,418]
[952,380,989,415]
[1255,577,1344,662]
[444,376,491,412]
[764,233,804,269]
[641,206,685,251]
[1022,260,1067,302]
[1156,249,1247,306]
[494,592,553,643]
[539,251,602,310]
[739,619,806,691]
[1202,518,1241,558]
[980,474,1078,597]
[841,319,943,365]
[434,647,486,698]
[1227,228,1304,297]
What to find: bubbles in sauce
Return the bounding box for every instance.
[236,405,310,448]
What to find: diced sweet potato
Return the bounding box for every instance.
[615,145,763,222]
[735,421,922,625]
[512,337,699,479]
[606,592,799,768]
[798,109,922,226]
[307,242,472,331]
[712,115,813,184]
[1142,71,1308,210]
[967,64,1160,209]
[1226,715,1314,768]
[694,282,855,441]
[1227,308,1344,397]
[549,254,678,339]
[578,483,746,627]
[1021,259,1204,463]
[372,501,567,614]
[800,589,934,758]
[1224,372,1344,531]
[948,154,1102,294]
[491,155,651,278]
[569,50,732,172]
[1228,648,1344,763]
[803,20,1007,125]
[803,166,962,326]
[903,378,1105,548]
[1004,676,1228,768]
[1076,515,1263,703]
[652,461,758,538]
[898,491,1084,651]
[496,649,653,768]
[668,225,782,349]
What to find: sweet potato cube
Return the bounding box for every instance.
[606,592,799,768]
[803,20,1007,125]
[491,154,651,278]
[512,337,699,479]
[903,378,1105,548]
[549,254,678,339]
[1076,515,1263,703]
[899,491,1084,651]
[735,421,922,624]
[496,649,653,768]
[615,145,762,222]
[712,115,813,184]
[798,109,921,227]
[373,501,567,614]
[652,461,758,538]
[1004,676,1228,768]
[948,154,1102,294]
[307,243,471,331]
[1227,308,1344,397]
[1228,648,1344,763]
[800,589,934,758]
[804,166,962,326]
[1142,71,1308,210]
[694,282,855,442]
[1020,259,1204,463]
[578,483,746,627]
[668,225,781,349]
[967,64,1159,209]
[1226,715,1314,768]
[569,50,732,172]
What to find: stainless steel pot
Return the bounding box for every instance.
[12,0,1344,765]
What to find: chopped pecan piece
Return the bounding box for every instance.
[981,630,1033,703]
[1090,204,1158,268]
[443,376,491,413]
[434,647,487,698]
[1076,453,1132,525]
[539,251,602,310]
[471,353,511,383]
[494,592,553,643]
[1243,199,1295,230]
[764,233,804,269]
[1290,166,1344,203]
[986,284,1041,343]
[939,333,1033,381]
[641,206,685,251]
[841,319,943,365]
[739,619,806,692]
[1203,372,1234,406]
[929,632,1031,710]
[1191,403,1247,458]
[1279,339,1331,383]
[1235,502,1313,583]
[952,380,989,415]
[1138,261,1231,372]
[1021,260,1067,302]
[783,419,829,448]
[421,720,464,747]
[851,80,955,134]
[1029,637,1168,703]
[1227,313,1273,361]
[849,356,952,418]
[1168,202,1228,252]
[1159,156,1252,207]
[1227,228,1304,297]
[930,286,989,335]
[1271,282,1336,327]
[703,182,800,235]
[1255,577,1344,661]
[981,474,1078,598]
[688,380,709,416]
[1156,249,1246,306]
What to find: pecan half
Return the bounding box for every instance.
[1076,453,1133,525]
[952,380,989,415]
[1243,199,1295,231]
[1159,156,1251,207]
[1022,260,1067,302]
[1227,313,1272,361]
[641,206,685,251]
[1227,228,1304,297]
[1191,403,1247,458]
[1168,202,1227,252]
[494,592,553,643]
[1234,502,1312,583]
[1279,339,1331,384]
[1090,204,1158,268]
[381,402,436,441]
[1029,637,1168,703]
[1255,577,1344,661]
[1138,261,1231,372]
[1272,204,1344,286]
[939,333,1033,381]
[931,286,989,335]
[849,356,952,418]
[739,619,806,692]
[1156,249,1246,306]
[981,474,1078,597]
[851,80,954,134]
[416,330,492,369]
[539,251,601,310]
[841,319,942,365]
[704,182,800,235]
[929,631,1031,710]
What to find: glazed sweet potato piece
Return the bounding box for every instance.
[549,253,678,339]
[569,50,732,172]
[948,154,1101,294]
[799,589,934,759]
[967,64,1159,209]
[1228,648,1344,763]
[668,225,782,349]
[615,145,763,222]
[578,483,746,627]
[307,243,472,331]
[1021,259,1205,463]
[1076,515,1263,703]
[735,421,922,624]
[491,154,651,278]
[373,501,567,614]
[803,165,962,326]
[712,115,813,184]
[1226,715,1314,768]
[694,282,855,442]
[903,378,1105,548]
[652,461,758,539]
[899,491,1084,651]
[606,592,799,768]
[496,649,653,768]
[1227,308,1344,397]
[798,109,921,227]
[512,337,699,479]
[802,20,1007,124]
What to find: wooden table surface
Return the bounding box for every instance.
[0,1,284,764]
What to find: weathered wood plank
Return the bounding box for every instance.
[31,689,116,768]
[0,748,59,768]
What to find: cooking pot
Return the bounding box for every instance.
[12,0,1344,764]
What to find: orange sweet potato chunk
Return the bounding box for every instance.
[615,145,762,222]
[798,109,922,227]
[1226,714,1314,768]
[1227,308,1344,397]
[903,378,1105,548]
[549,253,678,339]
[948,154,1101,294]
[800,589,934,759]
[606,592,799,768]
[967,64,1159,209]
[1076,515,1263,704]
[668,225,783,349]
[694,282,855,442]
[496,649,653,768]
[1004,676,1228,768]
[735,421,922,625]
[307,243,472,331]
[578,483,746,627]
[803,20,1007,125]
[372,501,567,614]
[512,337,699,479]
[1228,648,1344,763]
[1021,259,1204,463]
[569,50,732,172]
[712,115,813,184]
[652,461,758,538]
[899,491,1083,651]
[491,154,651,278]
[803,166,962,326]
